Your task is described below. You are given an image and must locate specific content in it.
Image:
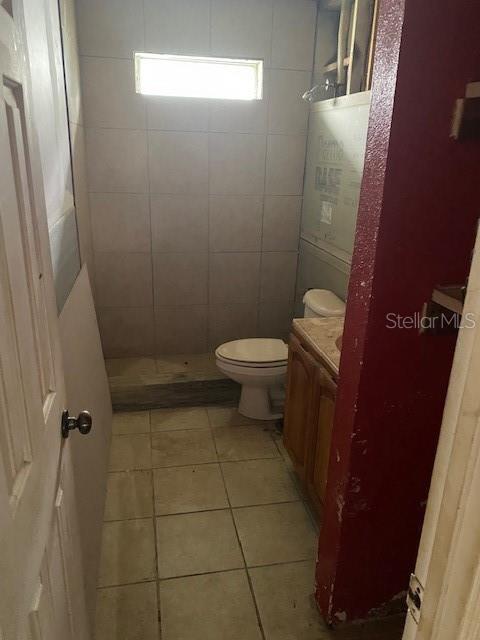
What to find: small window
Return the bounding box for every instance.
[134,53,263,101]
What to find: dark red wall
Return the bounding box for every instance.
[316,0,480,624]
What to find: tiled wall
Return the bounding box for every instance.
[75,0,317,357]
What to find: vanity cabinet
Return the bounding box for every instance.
[283,334,318,483]
[283,329,338,518]
[306,365,337,515]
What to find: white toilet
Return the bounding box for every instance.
[215,289,346,420]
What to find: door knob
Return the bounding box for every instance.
[61,409,93,439]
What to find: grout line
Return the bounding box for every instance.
[144,96,156,356]
[88,188,304,198]
[211,423,267,640]
[229,498,303,513]
[104,514,154,524]
[109,431,151,437]
[151,499,304,520]
[157,556,315,584]
[83,121,307,139]
[97,578,157,591]
[148,409,163,638]
[148,454,281,470]
[158,566,245,584]
[96,556,316,592]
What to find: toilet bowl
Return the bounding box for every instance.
[215,338,288,420]
[216,290,346,421]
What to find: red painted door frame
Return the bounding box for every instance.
[316,0,480,624]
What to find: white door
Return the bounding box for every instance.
[0,3,89,639]
[403,221,480,640]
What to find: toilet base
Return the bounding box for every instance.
[238,384,283,421]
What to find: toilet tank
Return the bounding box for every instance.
[303,289,346,318]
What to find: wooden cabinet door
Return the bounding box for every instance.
[283,334,317,482]
[307,364,338,514]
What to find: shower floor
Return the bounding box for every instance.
[106,353,240,412]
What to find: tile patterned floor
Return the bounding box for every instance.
[96,407,405,640]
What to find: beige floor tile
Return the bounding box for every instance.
[221,459,299,507]
[98,519,156,587]
[104,470,153,521]
[213,425,280,462]
[207,406,267,427]
[156,510,243,578]
[151,406,210,432]
[112,411,150,435]
[233,502,317,567]
[272,434,292,465]
[106,357,156,377]
[109,434,151,471]
[151,429,216,467]
[154,464,228,515]
[95,581,159,640]
[159,570,263,640]
[249,561,328,640]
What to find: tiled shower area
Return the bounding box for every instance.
[78,0,314,359]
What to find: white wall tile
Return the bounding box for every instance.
[268,70,310,134]
[258,299,295,339]
[151,195,208,252]
[265,135,307,195]
[260,251,298,302]
[209,196,263,252]
[155,306,208,354]
[209,253,261,304]
[144,0,210,55]
[210,0,273,64]
[262,196,302,251]
[153,253,208,306]
[76,0,144,58]
[209,133,266,195]
[208,303,258,349]
[148,131,209,194]
[209,99,268,134]
[86,128,148,193]
[91,193,150,253]
[76,0,314,355]
[147,97,209,132]
[97,307,155,357]
[81,57,145,130]
[95,252,153,307]
[271,0,317,70]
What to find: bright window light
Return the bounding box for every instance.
[135,53,263,101]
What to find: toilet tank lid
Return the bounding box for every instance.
[303,289,346,317]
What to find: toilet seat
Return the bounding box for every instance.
[215,338,288,368]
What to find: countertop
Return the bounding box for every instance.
[292,317,344,378]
